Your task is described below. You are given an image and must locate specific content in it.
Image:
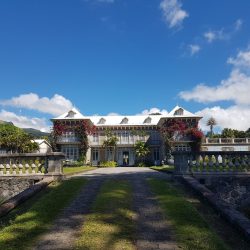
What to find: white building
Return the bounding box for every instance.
[51,106,202,166]
[33,139,52,154]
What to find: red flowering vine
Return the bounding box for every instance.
[160,119,204,155]
[52,120,96,160]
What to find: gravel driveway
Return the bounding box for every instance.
[33,167,179,250]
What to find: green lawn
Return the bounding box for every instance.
[75,180,135,250]
[148,179,228,250]
[0,178,87,250]
[150,165,174,173]
[63,166,97,175]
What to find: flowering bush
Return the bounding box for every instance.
[52,120,96,159]
[160,119,204,155]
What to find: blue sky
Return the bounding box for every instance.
[0,0,250,132]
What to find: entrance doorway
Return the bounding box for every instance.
[122,151,129,166]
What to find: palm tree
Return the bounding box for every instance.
[102,130,118,161]
[134,141,150,165]
[206,117,217,137]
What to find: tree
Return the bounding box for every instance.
[206,117,217,137]
[221,128,235,138]
[102,129,118,161]
[246,128,250,137]
[0,124,39,153]
[134,141,150,165]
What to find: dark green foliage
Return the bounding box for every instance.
[148,179,228,250]
[0,178,87,250]
[0,123,39,153]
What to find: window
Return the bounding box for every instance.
[144,117,152,124]
[61,146,79,160]
[92,149,99,161]
[93,133,99,143]
[66,110,76,118]
[122,132,129,143]
[106,149,113,161]
[98,118,106,124]
[120,117,128,124]
[174,108,184,116]
[174,145,190,151]
[153,148,160,161]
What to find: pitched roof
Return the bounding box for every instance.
[51,108,85,120]
[85,115,163,126]
[168,105,198,117]
[52,106,202,126]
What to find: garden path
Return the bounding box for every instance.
[33,167,179,250]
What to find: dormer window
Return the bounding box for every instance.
[66,110,76,118]
[120,117,128,124]
[144,117,152,124]
[98,118,106,124]
[174,108,184,116]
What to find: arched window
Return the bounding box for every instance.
[120,117,128,124]
[66,110,76,118]
[98,118,106,124]
[144,117,152,124]
[174,108,184,116]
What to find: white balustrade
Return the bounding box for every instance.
[173,151,250,175]
[0,153,64,176]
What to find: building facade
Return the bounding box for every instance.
[51,106,202,166]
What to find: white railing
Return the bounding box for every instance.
[173,151,250,175]
[0,153,64,176]
[204,138,250,144]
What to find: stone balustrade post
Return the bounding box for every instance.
[173,151,190,175]
[46,152,65,175]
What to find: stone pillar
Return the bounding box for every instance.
[46,152,65,174]
[173,152,190,175]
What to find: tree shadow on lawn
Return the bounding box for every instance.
[0,178,87,250]
[148,178,229,250]
[76,180,136,250]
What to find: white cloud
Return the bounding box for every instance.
[189,44,201,56]
[138,108,168,116]
[204,31,217,43]
[203,30,225,43]
[196,105,250,131]
[0,93,73,116]
[0,109,49,132]
[203,19,243,44]
[234,19,243,31]
[227,47,250,70]
[180,46,250,131]
[160,0,189,28]
[179,69,250,105]
[107,112,120,116]
[179,47,250,105]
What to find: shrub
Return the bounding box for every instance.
[137,162,146,167]
[99,161,118,168]
[63,160,84,167]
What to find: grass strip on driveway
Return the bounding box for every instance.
[75,180,135,250]
[0,178,87,250]
[63,166,97,175]
[148,178,228,250]
[150,165,174,173]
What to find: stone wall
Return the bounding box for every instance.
[206,177,250,210]
[0,178,35,203]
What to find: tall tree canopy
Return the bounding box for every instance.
[206,117,217,137]
[0,124,39,153]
